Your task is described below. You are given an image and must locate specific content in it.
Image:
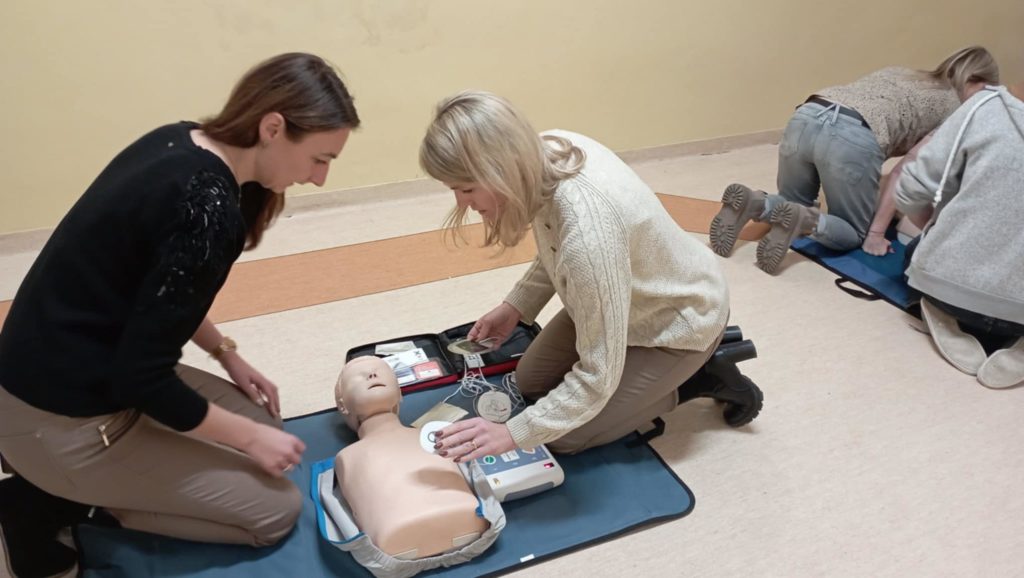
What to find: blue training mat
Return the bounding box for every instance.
[75,380,694,577]
[790,235,915,311]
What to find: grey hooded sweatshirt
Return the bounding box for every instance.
[896,86,1024,324]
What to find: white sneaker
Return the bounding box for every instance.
[920,298,986,375]
[978,338,1024,389]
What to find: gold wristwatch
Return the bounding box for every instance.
[210,336,237,360]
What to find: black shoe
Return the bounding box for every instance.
[0,476,83,578]
[678,340,763,427]
[718,375,764,427]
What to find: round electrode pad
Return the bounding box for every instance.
[419,421,452,454]
[476,391,512,423]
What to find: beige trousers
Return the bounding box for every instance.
[516,309,724,454]
[0,365,301,546]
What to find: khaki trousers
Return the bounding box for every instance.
[516,309,724,454]
[0,365,301,546]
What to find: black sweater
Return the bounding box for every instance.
[0,122,248,431]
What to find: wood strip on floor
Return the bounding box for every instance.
[0,195,770,327]
[208,224,537,323]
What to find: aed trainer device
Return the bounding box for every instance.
[473,444,565,502]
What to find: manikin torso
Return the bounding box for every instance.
[334,357,486,559]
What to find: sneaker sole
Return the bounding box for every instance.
[710,184,761,257]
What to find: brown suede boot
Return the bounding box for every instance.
[756,201,819,274]
[710,183,767,257]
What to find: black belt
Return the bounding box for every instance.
[805,96,870,129]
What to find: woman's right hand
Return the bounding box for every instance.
[243,424,306,478]
[468,302,522,345]
[862,233,892,256]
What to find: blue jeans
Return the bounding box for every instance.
[772,101,884,250]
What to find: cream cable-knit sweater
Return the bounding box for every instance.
[503,130,729,450]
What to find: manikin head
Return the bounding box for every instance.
[335,356,402,432]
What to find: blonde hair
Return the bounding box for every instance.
[419,91,585,249]
[927,46,999,100]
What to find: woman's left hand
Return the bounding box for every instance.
[434,417,516,463]
[220,353,281,419]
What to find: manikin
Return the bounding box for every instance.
[333,356,488,559]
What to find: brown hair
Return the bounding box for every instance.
[201,53,360,249]
[927,46,1000,101]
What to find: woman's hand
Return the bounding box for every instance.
[190,404,304,478]
[243,423,306,478]
[220,353,281,419]
[434,417,516,463]
[861,232,893,256]
[467,302,522,345]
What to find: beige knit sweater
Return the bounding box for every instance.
[503,130,730,450]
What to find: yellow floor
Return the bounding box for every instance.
[2,142,1022,578]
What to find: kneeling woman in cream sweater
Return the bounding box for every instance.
[419,91,761,460]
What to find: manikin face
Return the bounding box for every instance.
[446,182,506,222]
[255,113,351,194]
[335,356,401,429]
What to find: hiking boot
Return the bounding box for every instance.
[756,200,819,274]
[710,183,767,257]
[0,476,82,578]
[978,337,1024,388]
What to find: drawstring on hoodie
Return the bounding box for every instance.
[933,89,1001,205]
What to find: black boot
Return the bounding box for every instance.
[678,339,763,427]
[0,476,84,578]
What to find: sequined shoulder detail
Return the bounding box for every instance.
[155,170,242,305]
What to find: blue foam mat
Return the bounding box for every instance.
[75,381,694,577]
[790,236,915,311]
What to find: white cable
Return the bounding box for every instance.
[440,366,487,405]
[441,364,525,411]
[501,373,525,409]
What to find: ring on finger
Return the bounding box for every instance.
[468,439,478,451]
[282,464,294,473]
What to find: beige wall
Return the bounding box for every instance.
[1,0,1021,234]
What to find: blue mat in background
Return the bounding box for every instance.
[75,380,694,577]
[791,235,917,312]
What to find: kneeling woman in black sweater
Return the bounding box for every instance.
[0,53,359,576]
